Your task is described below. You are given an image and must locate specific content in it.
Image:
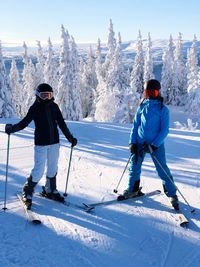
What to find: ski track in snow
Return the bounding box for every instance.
[0,116,200,267]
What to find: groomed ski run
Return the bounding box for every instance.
[0,108,200,267]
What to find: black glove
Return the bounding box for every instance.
[143,143,158,153]
[150,145,158,151]
[68,135,77,147]
[5,124,13,135]
[129,143,137,154]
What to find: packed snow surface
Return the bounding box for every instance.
[0,108,200,267]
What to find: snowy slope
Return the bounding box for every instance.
[0,108,200,267]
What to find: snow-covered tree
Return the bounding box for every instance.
[95,90,119,122]
[56,25,72,119]
[21,42,36,116]
[130,30,144,96]
[0,41,15,117]
[95,28,133,122]
[95,20,118,122]
[9,59,23,116]
[171,33,187,106]
[69,36,83,120]
[186,35,199,94]
[103,19,116,75]
[95,38,105,99]
[35,40,45,86]
[161,35,175,103]
[56,25,82,120]
[185,35,200,115]
[44,37,59,95]
[144,32,154,83]
[80,46,97,118]
[107,32,129,92]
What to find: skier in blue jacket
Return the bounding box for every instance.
[122,79,179,208]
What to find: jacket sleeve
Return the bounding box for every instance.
[56,105,73,140]
[129,106,142,144]
[151,106,169,147]
[12,106,34,133]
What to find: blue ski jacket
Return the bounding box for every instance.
[129,99,169,147]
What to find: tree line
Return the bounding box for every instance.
[0,20,199,122]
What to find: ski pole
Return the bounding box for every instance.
[113,153,133,193]
[63,145,73,197]
[148,145,195,213]
[3,134,11,211]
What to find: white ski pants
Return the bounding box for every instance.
[31,143,60,182]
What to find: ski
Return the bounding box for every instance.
[16,194,41,225]
[37,192,95,212]
[176,211,189,227]
[168,203,189,228]
[159,193,189,228]
[82,189,161,209]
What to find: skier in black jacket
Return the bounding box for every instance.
[5,83,77,207]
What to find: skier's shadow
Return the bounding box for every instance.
[124,193,200,232]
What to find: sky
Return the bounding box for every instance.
[0,0,200,46]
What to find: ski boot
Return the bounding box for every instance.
[22,176,37,209]
[41,176,64,203]
[117,181,143,201]
[163,184,169,196]
[170,195,179,210]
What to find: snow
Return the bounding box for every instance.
[0,108,200,267]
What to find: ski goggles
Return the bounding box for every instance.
[144,89,160,98]
[36,91,53,100]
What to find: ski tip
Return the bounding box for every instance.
[117,195,125,201]
[180,221,189,228]
[82,203,95,212]
[82,203,90,208]
[32,219,42,225]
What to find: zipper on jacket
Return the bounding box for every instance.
[45,105,54,144]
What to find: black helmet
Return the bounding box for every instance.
[145,79,161,91]
[36,83,53,93]
[36,83,54,101]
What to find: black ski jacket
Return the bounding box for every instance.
[12,99,73,146]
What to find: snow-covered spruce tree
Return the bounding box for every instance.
[130,30,144,97]
[171,33,187,106]
[0,41,15,117]
[102,19,116,81]
[56,25,72,119]
[144,32,154,83]
[69,36,83,120]
[21,42,36,116]
[91,38,104,118]
[94,38,105,99]
[95,20,118,122]
[186,35,199,94]
[44,37,59,96]
[80,46,97,118]
[161,35,175,104]
[95,29,133,123]
[35,40,45,86]
[108,32,135,123]
[56,25,82,120]
[185,35,200,115]
[9,58,23,117]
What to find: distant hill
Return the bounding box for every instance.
[3,39,199,80]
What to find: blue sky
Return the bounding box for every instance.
[0,0,200,45]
